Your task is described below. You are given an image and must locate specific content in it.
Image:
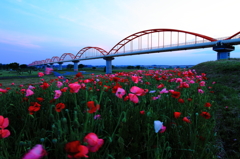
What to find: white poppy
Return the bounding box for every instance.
[154,120,163,133]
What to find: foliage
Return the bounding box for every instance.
[0,68,218,159]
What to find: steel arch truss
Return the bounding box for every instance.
[107,28,218,55]
[59,53,75,61]
[51,56,60,63]
[225,31,240,40]
[75,47,108,59]
[45,58,51,63]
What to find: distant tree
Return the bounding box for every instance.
[186,66,189,68]
[92,67,96,70]
[67,64,74,69]
[104,67,106,72]
[78,64,85,68]
[135,65,140,69]
[20,64,28,69]
[127,66,134,69]
[0,63,2,70]
[112,65,115,69]
[8,62,19,70]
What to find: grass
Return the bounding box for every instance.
[192,59,240,158]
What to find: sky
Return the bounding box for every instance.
[1,0,240,66]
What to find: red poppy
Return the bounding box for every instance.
[182,117,191,123]
[22,97,29,102]
[49,99,56,104]
[204,103,211,107]
[28,102,41,115]
[200,112,211,119]
[6,87,11,90]
[0,83,2,86]
[140,110,145,115]
[65,140,88,158]
[36,97,44,102]
[87,101,100,113]
[187,98,192,101]
[55,103,65,112]
[174,112,181,118]
[75,72,83,78]
[178,98,184,103]
[171,91,181,99]
[40,82,50,89]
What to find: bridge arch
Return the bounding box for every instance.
[45,58,51,63]
[225,31,240,40]
[59,53,75,61]
[75,47,108,59]
[51,56,60,63]
[107,28,217,54]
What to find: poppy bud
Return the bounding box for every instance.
[52,138,57,144]
[73,120,80,128]
[40,138,45,143]
[49,114,55,122]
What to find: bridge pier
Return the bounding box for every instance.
[213,41,235,60]
[58,62,63,70]
[104,57,114,74]
[72,60,79,71]
[50,63,54,68]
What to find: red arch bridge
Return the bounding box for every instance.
[28,28,240,74]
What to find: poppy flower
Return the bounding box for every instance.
[26,89,34,97]
[159,125,166,133]
[128,93,139,103]
[55,103,65,112]
[69,83,81,93]
[154,120,163,133]
[54,90,62,99]
[198,89,204,94]
[40,82,50,90]
[171,91,181,99]
[140,110,145,115]
[56,81,63,88]
[0,128,10,139]
[160,88,169,94]
[36,97,44,102]
[115,87,126,99]
[204,103,211,107]
[65,140,88,158]
[199,81,205,86]
[131,76,140,84]
[174,112,181,118]
[0,88,8,93]
[200,112,211,119]
[130,86,145,96]
[22,144,47,159]
[75,72,83,78]
[182,117,191,123]
[38,72,44,77]
[157,83,164,89]
[84,133,104,152]
[0,115,9,129]
[87,101,100,113]
[178,98,184,103]
[45,67,53,75]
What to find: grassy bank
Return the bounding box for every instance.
[192,59,240,159]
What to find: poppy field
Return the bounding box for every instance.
[0,68,219,159]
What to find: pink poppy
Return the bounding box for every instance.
[199,81,205,86]
[115,88,126,99]
[128,93,139,103]
[0,115,9,129]
[69,83,81,93]
[38,72,44,77]
[84,133,104,152]
[130,86,144,96]
[11,83,15,85]
[56,81,63,88]
[54,90,62,99]
[26,89,34,97]
[160,88,169,94]
[45,68,53,75]
[198,89,204,94]
[28,85,35,90]
[159,125,166,133]
[22,144,47,159]
[0,129,10,139]
[131,76,139,84]
[0,88,8,93]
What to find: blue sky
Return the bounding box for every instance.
[1,0,240,66]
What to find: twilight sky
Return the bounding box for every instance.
[1,0,240,66]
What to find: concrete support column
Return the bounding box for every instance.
[104,57,114,74]
[44,64,47,70]
[50,63,54,68]
[72,60,79,71]
[58,62,63,70]
[213,41,235,60]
